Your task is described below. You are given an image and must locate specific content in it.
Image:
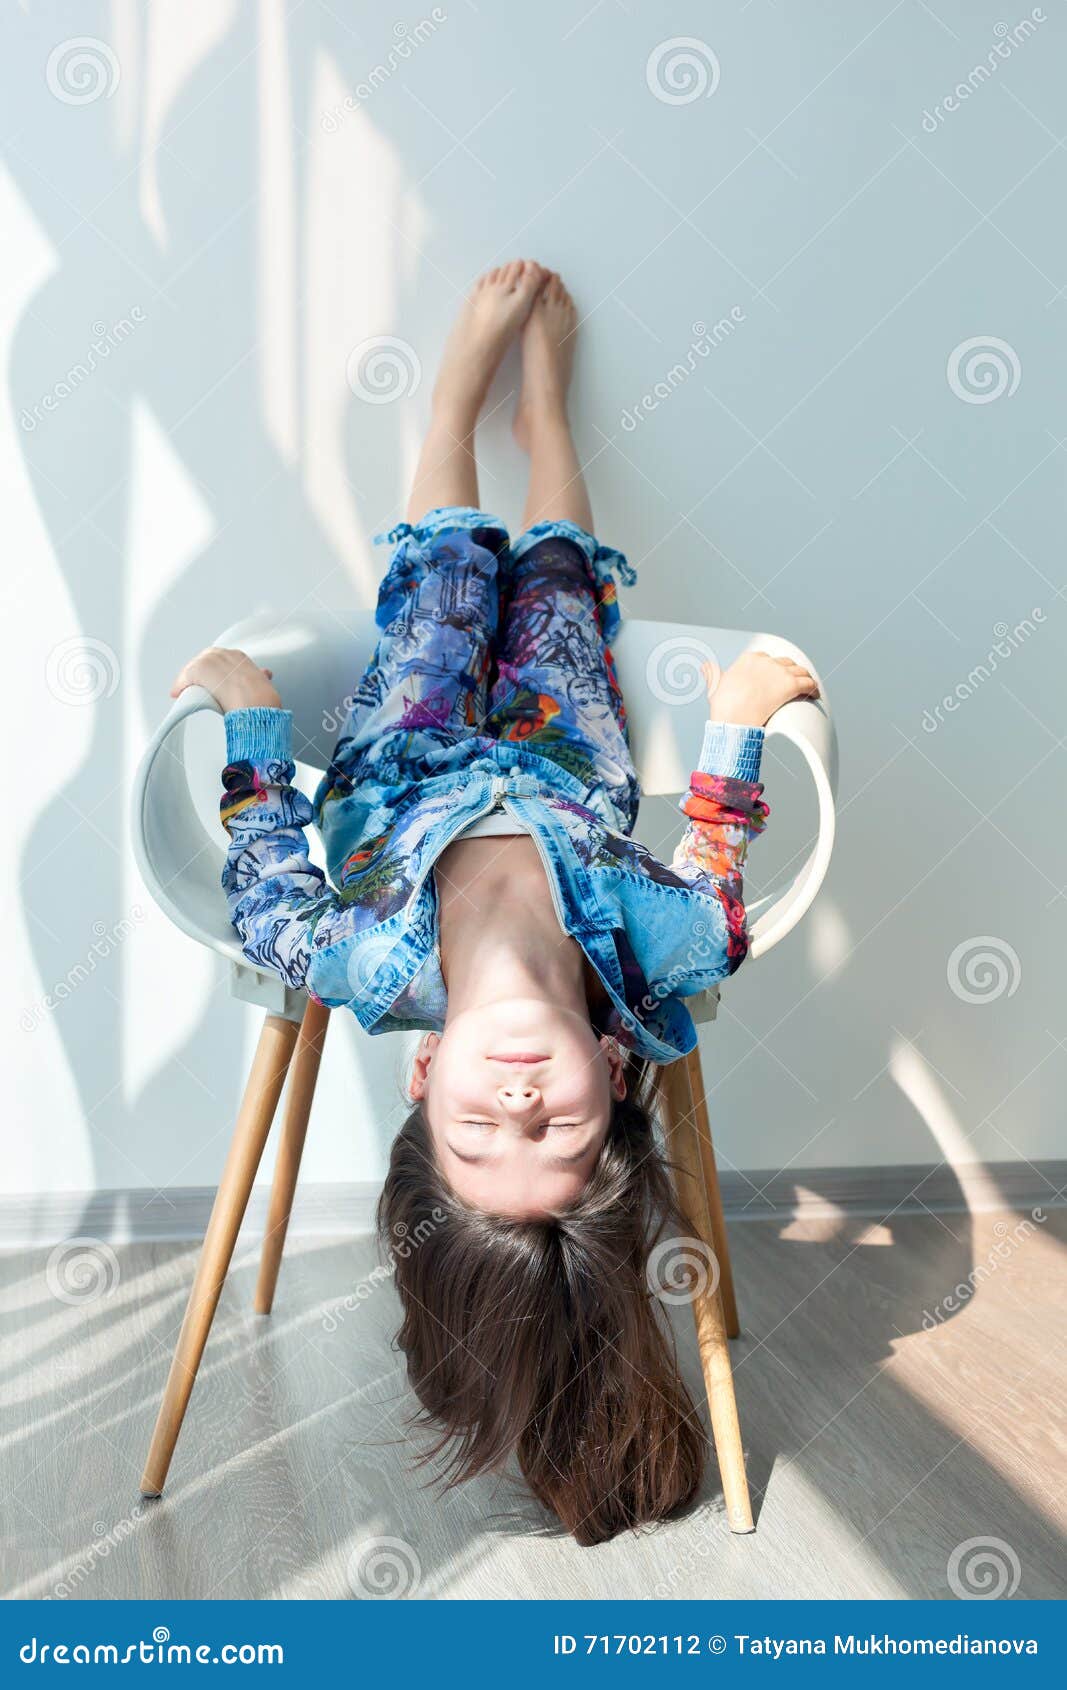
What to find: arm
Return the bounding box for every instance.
[671,653,818,975]
[172,648,342,994]
[221,708,340,990]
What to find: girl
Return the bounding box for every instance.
[175,259,818,1544]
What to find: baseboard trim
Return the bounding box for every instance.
[719,1159,1067,1221]
[1,1161,1063,1246]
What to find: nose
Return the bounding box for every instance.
[496,1083,542,1119]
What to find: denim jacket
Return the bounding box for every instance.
[220,708,768,1064]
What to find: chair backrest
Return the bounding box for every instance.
[131,611,837,981]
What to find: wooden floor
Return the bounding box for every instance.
[2,1207,1065,1601]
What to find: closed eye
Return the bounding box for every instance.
[445,1141,596,1168]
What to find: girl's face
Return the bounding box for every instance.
[409,1000,627,1219]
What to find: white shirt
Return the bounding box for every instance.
[458,812,527,840]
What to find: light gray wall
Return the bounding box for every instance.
[7,1,1065,1207]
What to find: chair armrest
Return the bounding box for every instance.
[131,685,315,1017]
[129,685,241,961]
[749,681,838,961]
[152,683,222,733]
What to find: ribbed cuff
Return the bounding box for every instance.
[224,707,293,766]
[698,720,764,782]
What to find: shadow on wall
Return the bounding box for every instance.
[11,3,459,1200]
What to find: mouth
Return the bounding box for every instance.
[487,1053,549,1065]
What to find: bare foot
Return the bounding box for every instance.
[432,260,546,430]
[514,271,578,451]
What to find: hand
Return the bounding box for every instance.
[171,647,281,712]
[706,652,819,728]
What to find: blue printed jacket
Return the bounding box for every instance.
[219,711,768,1064]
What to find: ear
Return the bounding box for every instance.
[600,1036,627,1102]
[408,1032,440,1102]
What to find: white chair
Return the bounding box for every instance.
[132,609,837,1530]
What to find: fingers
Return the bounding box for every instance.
[769,652,819,696]
[170,646,265,699]
[787,666,820,699]
[783,663,819,697]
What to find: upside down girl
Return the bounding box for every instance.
[175,261,818,1544]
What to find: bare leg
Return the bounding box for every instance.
[407,260,545,524]
[514,273,591,533]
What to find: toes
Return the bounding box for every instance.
[473,260,563,301]
[536,272,573,313]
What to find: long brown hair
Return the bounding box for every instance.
[377,1059,705,1546]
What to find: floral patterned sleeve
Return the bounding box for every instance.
[671,721,769,975]
[220,707,343,992]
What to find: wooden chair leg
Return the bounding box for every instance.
[140,1011,300,1497]
[253,998,330,1315]
[661,1059,754,1534]
[684,1048,740,1338]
